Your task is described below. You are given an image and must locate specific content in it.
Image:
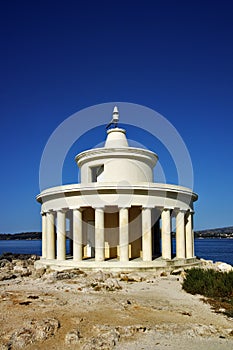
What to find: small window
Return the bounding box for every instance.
[91,164,104,182]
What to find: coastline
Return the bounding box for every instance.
[0,225,232,241]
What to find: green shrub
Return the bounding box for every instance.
[182,268,233,299]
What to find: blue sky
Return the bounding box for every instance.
[0,0,232,233]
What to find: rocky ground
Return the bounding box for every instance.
[0,255,233,350]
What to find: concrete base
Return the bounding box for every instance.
[35,256,201,272]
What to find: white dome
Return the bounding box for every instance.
[104,128,128,148]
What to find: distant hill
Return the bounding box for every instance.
[0,232,42,240]
[0,227,233,240]
[195,227,233,238]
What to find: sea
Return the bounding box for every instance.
[0,238,233,266]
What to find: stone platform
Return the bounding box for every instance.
[35,256,201,272]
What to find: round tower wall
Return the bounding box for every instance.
[76,128,158,184]
[79,156,154,184]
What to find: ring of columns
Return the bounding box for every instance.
[36,183,199,271]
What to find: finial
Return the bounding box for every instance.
[106,106,119,129]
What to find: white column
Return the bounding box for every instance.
[119,207,129,262]
[95,208,105,261]
[176,210,186,259]
[41,212,47,259]
[73,208,83,261]
[161,208,172,259]
[192,212,195,257]
[69,211,73,256]
[47,211,55,259]
[142,207,152,261]
[186,211,194,258]
[56,210,66,261]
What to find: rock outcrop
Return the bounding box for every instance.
[6,318,60,349]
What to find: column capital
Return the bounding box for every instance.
[180,209,187,214]
[155,206,173,213]
[185,209,194,217]
[174,208,187,215]
[93,206,105,211]
[41,211,47,216]
[142,206,153,210]
[163,207,174,211]
[70,206,83,211]
[48,209,56,214]
[57,207,69,213]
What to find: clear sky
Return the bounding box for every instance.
[0,0,232,233]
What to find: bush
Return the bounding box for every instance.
[182,268,233,299]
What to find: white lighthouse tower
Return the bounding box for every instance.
[36,107,198,271]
